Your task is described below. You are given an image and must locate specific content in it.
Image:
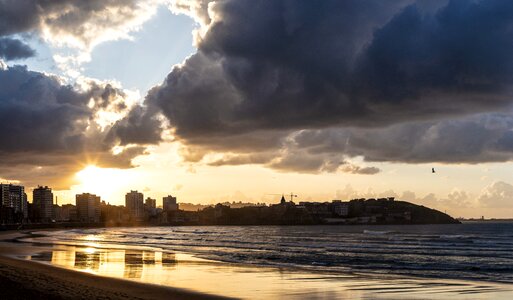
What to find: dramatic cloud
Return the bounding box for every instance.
[0,65,150,188]
[0,37,35,60]
[152,0,513,132]
[5,0,513,183]
[0,0,167,186]
[291,112,513,164]
[118,0,513,173]
[0,0,163,76]
[106,105,163,146]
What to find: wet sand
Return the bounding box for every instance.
[2,229,513,299]
[0,231,231,300]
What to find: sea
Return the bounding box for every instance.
[16,222,513,299]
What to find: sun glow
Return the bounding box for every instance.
[73,165,138,204]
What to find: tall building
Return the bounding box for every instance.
[76,193,101,223]
[145,197,157,216]
[163,195,178,212]
[0,184,27,223]
[125,190,144,219]
[33,186,54,222]
[0,184,27,216]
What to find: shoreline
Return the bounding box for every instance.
[2,227,513,299]
[0,230,232,300]
[0,219,463,232]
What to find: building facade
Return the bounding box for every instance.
[61,204,78,222]
[0,184,27,217]
[76,193,101,223]
[125,190,144,219]
[145,197,157,216]
[163,195,178,212]
[332,200,349,217]
[33,186,54,222]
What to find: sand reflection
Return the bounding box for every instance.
[74,248,100,272]
[31,245,180,280]
[28,245,512,300]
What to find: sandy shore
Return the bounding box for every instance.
[0,231,233,300]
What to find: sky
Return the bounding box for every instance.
[1,0,513,218]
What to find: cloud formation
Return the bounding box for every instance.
[0,37,35,60]
[5,0,513,185]
[290,113,513,164]
[0,0,163,76]
[0,65,148,188]
[118,0,513,173]
[479,181,513,208]
[0,1,169,186]
[0,0,160,49]
[155,1,513,131]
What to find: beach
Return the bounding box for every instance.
[0,231,230,300]
[1,225,513,299]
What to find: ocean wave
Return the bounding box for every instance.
[363,230,393,235]
[439,234,472,239]
[19,223,513,284]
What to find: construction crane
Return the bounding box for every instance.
[266,193,298,203]
[287,193,298,202]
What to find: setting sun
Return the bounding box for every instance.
[74,166,137,203]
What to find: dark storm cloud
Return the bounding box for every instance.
[202,111,513,171]
[0,65,146,187]
[267,150,381,175]
[291,113,513,164]
[106,105,163,146]
[129,0,513,172]
[353,0,513,111]
[6,0,513,180]
[0,65,132,153]
[145,0,513,141]
[0,37,35,60]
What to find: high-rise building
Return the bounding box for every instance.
[0,184,27,223]
[145,197,157,216]
[126,190,144,219]
[0,184,27,217]
[76,193,101,223]
[33,186,54,222]
[163,195,178,212]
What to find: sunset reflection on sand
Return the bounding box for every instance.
[26,244,513,300]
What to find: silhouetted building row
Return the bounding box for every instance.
[0,183,184,225]
[1,184,451,226]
